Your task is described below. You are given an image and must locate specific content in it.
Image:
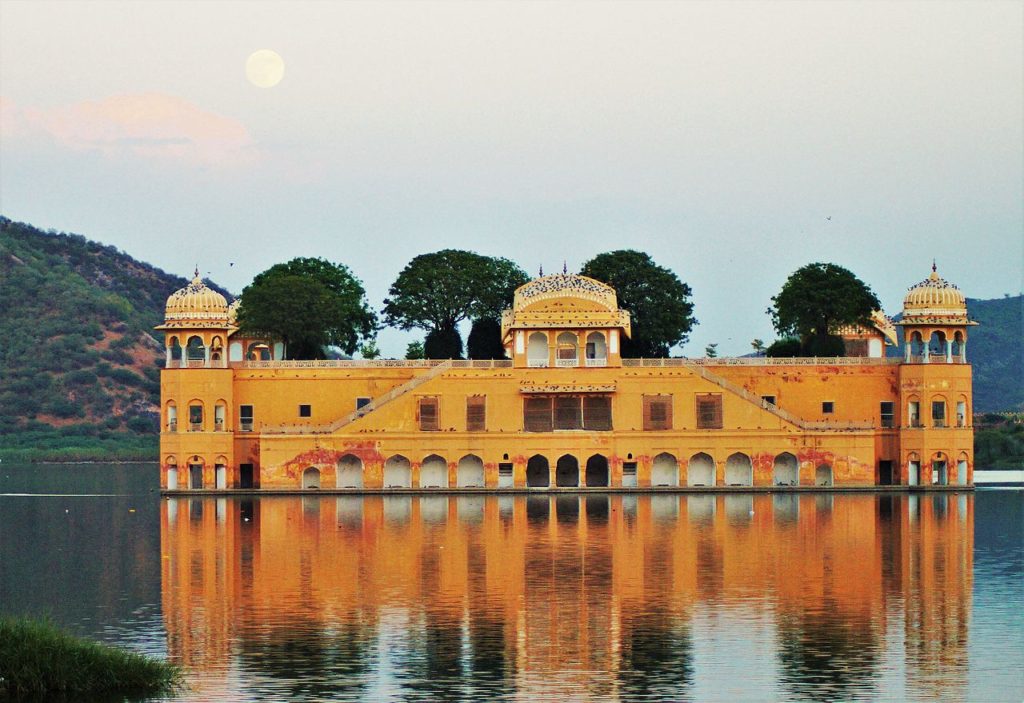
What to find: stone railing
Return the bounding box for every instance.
[623,357,902,367]
[232,359,513,370]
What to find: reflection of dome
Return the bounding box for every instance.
[902,265,967,318]
[163,272,229,325]
[514,273,618,312]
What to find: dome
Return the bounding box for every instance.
[902,265,967,317]
[513,273,618,312]
[162,271,229,327]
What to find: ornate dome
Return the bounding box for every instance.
[162,271,229,327]
[902,265,967,317]
[513,273,618,312]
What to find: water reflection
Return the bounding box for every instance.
[161,494,975,701]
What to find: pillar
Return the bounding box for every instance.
[946,338,952,363]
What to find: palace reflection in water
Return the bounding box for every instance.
[161,493,973,701]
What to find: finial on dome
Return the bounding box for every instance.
[539,264,544,277]
[932,259,937,273]
[563,260,568,274]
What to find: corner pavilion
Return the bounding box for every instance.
[158,266,975,492]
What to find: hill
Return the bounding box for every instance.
[964,295,1023,412]
[0,217,231,461]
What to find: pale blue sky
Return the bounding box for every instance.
[1,0,1021,357]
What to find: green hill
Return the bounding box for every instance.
[964,295,1024,413]
[0,217,231,461]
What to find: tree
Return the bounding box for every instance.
[769,262,880,356]
[424,324,463,359]
[751,339,766,356]
[580,250,696,357]
[705,343,719,358]
[766,337,801,357]
[467,317,506,359]
[237,257,377,359]
[358,340,380,359]
[405,340,425,360]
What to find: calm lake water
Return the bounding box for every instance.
[0,464,1021,702]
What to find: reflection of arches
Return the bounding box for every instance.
[556,454,579,487]
[337,454,363,488]
[420,454,448,488]
[166,457,178,490]
[527,455,549,487]
[527,332,548,366]
[815,464,833,487]
[556,332,578,366]
[457,454,485,488]
[773,452,799,486]
[725,453,753,486]
[651,453,679,487]
[585,454,609,487]
[302,467,321,489]
[687,453,715,486]
[383,455,412,488]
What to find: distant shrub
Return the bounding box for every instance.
[44,398,83,419]
[107,368,145,387]
[65,370,98,387]
[101,349,133,365]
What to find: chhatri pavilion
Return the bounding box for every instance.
[157,266,975,492]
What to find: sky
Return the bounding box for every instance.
[1,0,1021,357]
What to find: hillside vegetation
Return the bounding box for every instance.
[0,217,229,461]
[965,295,1023,413]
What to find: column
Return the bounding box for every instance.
[204,345,211,368]
[946,338,952,363]
[166,346,172,367]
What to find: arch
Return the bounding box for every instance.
[931,395,948,428]
[188,459,204,489]
[187,399,205,432]
[457,454,485,488]
[556,332,579,366]
[186,335,206,360]
[337,454,363,489]
[725,453,753,486]
[527,455,549,487]
[907,452,921,487]
[168,336,182,361]
[214,400,227,431]
[527,332,548,367]
[215,455,228,489]
[956,451,969,485]
[931,452,948,486]
[383,455,412,488]
[651,453,679,487]
[420,454,449,488]
[210,336,224,362]
[247,342,271,361]
[907,330,925,360]
[773,452,799,486]
[302,467,321,489]
[952,331,965,358]
[956,395,969,428]
[815,464,833,487]
[585,454,610,487]
[166,456,178,490]
[165,401,178,432]
[928,330,948,359]
[687,453,716,486]
[228,341,243,362]
[556,454,579,487]
[585,332,607,365]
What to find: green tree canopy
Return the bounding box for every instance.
[424,324,464,359]
[579,250,696,357]
[382,250,528,332]
[467,317,506,359]
[769,262,880,355]
[236,257,376,359]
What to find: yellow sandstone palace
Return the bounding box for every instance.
[158,266,975,492]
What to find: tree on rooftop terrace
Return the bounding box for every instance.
[580,250,696,357]
[769,262,880,356]
[236,258,377,359]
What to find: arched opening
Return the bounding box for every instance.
[302,467,321,489]
[815,464,833,487]
[957,452,968,485]
[187,401,204,432]
[527,333,548,367]
[556,332,579,367]
[189,462,204,489]
[228,341,243,362]
[168,336,182,365]
[215,458,227,489]
[457,454,485,488]
[166,458,178,490]
[908,453,920,486]
[687,453,716,486]
[952,331,965,360]
[337,454,363,489]
[526,455,549,487]
[928,330,948,362]
[556,454,579,487]
[931,453,948,486]
[214,401,227,432]
[247,342,271,361]
[907,331,925,361]
[956,396,968,428]
[773,452,799,486]
[166,401,177,433]
[651,453,679,487]
[186,335,206,364]
[585,454,609,487]
[725,453,753,486]
[420,454,448,488]
[383,455,412,488]
[585,332,607,366]
[210,336,224,363]
[931,395,948,428]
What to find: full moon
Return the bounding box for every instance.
[246,49,284,88]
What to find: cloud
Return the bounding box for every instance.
[1,93,255,167]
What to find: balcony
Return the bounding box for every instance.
[585,357,607,367]
[527,358,549,368]
[555,358,579,368]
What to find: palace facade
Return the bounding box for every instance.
[158,266,976,492]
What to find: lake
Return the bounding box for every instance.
[1,463,1021,702]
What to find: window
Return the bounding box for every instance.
[418,397,439,431]
[880,401,894,428]
[467,396,486,431]
[932,401,946,428]
[524,396,612,432]
[822,401,834,414]
[622,462,637,477]
[908,400,921,427]
[524,397,553,432]
[761,395,776,406]
[696,394,723,429]
[498,463,514,477]
[554,396,582,430]
[356,397,371,409]
[956,400,967,427]
[298,404,312,418]
[643,395,673,431]
[239,405,254,432]
[583,396,612,430]
[189,405,203,431]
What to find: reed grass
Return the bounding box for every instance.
[0,617,182,698]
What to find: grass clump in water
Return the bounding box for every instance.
[0,617,182,698]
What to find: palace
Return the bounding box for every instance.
[158,266,976,492]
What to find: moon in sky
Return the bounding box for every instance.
[246,50,285,88]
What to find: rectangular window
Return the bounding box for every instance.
[761,395,776,406]
[932,401,946,428]
[356,397,371,410]
[498,463,514,477]
[622,462,638,477]
[524,397,553,432]
[418,397,439,431]
[908,401,921,427]
[298,404,311,418]
[880,401,895,428]
[822,401,834,414]
[554,396,582,430]
[467,396,486,432]
[956,400,966,427]
[583,396,612,430]
[239,405,253,432]
[696,394,723,429]
[189,405,203,431]
[643,395,672,431]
